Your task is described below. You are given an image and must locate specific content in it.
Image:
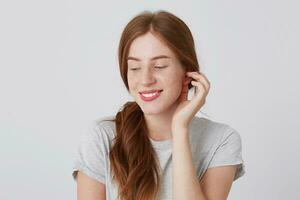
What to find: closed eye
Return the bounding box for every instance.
[129,66,167,71]
[155,66,167,69]
[129,68,140,71]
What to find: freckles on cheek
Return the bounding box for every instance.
[127,78,137,89]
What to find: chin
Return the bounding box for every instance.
[139,101,177,116]
[140,105,164,115]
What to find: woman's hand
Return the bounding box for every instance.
[171,71,210,132]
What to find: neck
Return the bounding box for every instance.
[143,100,179,141]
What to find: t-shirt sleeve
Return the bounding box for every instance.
[72,121,107,184]
[207,127,246,181]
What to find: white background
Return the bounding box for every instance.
[1,0,299,199]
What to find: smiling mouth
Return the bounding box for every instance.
[139,90,163,102]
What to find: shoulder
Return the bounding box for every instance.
[83,115,117,147]
[191,115,236,132]
[92,115,116,132]
[190,116,236,133]
[189,116,241,148]
[189,116,245,181]
[72,115,117,184]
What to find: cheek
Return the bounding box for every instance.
[171,75,185,95]
[163,76,183,96]
[127,75,138,90]
[164,72,184,86]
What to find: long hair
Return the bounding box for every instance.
[105,10,200,200]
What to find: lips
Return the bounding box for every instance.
[139,89,163,102]
[139,89,163,94]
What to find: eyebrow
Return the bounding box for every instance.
[127,55,171,61]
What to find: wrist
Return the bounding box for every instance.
[172,126,189,137]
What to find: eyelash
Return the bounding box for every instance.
[130,66,167,71]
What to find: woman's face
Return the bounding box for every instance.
[127,32,186,115]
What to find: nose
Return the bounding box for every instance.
[141,68,156,86]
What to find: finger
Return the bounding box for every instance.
[191,80,207,96]
[186,72,210,91]
[190,81,207,108]
[187,71,210,90]
[198,72,210,90]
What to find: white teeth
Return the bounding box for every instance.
[142,92,157,97]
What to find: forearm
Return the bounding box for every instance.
[172,127,207,200]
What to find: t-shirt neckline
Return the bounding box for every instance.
[149,137,172,150]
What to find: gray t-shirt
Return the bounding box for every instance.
[72,115,246,200]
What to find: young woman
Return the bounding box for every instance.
[72,10,245,200]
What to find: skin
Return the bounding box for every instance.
[127,31,209,140]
